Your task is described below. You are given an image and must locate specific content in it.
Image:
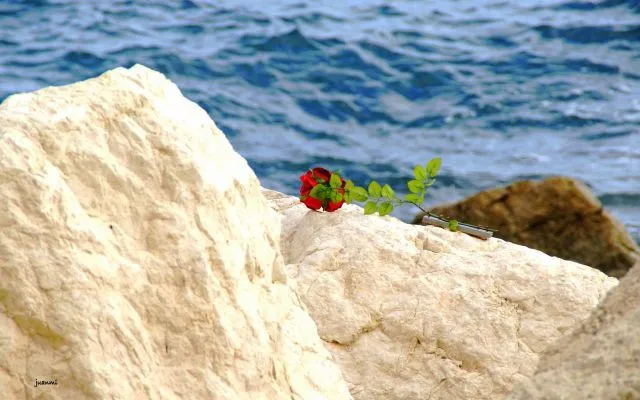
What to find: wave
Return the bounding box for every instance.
[551,0,640,12]
[600,193,640,207]
[0,0,638,230]
[533,24,640,45]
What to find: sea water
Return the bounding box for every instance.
[1,0,638,242]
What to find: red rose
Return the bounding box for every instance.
[299,167,346,212]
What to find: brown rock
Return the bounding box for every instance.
[508,259,640,399]
[412,177,639,277]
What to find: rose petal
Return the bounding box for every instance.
[300,171,317,187]
[300,183,314,196]
[299,170,318,196]
[311,167,331,183]
[325,200,345,212]
[302,195,323,210]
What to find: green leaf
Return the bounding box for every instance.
[379,202,393,216]
[413,165,427,181]
[309,184,328,199]
[364,201,378,215]
[368,181,382,197]
[407,180,425,194]
[330,173,342,188]
[344,191,352,203]
[381,184,395,199]
[426,157,442,177]
[330,190,343,203]
[418,192,425,204]
[424,177,436,187]
[404,193,421,203]
[345,179,355,191]
[448,219,459,232]
[350,186,368,202]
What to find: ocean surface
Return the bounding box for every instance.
[1,0,639,243]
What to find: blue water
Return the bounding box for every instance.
[1,0,639,243]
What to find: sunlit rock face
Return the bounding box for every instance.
[508,259,640,400]
[0,65,352,400]
[264,188,617,400]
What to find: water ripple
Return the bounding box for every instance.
[534,24,640,44]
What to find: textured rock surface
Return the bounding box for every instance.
[411,177,639,277]
[508,260,640,400]
[0,65,352,400]
[263,188,618,400]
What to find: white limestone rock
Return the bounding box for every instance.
[262,188,618,400]
[508,260,640,400]
[0,65,352,400]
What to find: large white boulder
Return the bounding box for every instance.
[508,259,640,399]
[0,65,352,400]
[262,188,618,400]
